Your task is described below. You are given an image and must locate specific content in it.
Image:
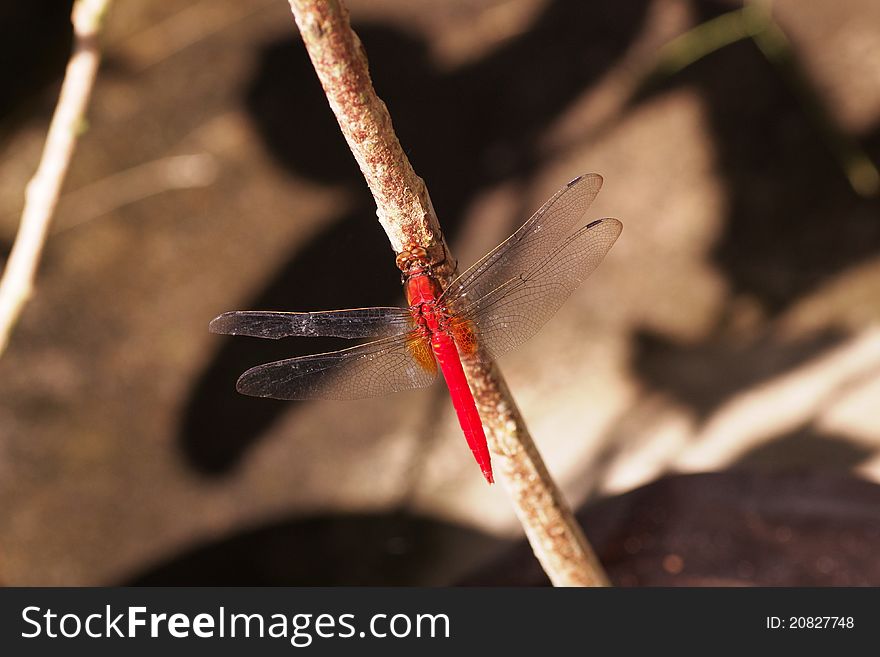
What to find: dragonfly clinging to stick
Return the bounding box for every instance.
[210,174,622,483]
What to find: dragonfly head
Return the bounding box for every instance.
[396,242,451,275]
[397,246,434,288]
[395,245,430,273]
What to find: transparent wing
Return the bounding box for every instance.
[235,331,437,401]
[209,307,413,339]
[454,218,622,360]
[441,173,603,306]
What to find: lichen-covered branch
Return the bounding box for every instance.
[463,352,609,586]
[0,0,113,357]
[287,0,609,586]
[288,0,450,268]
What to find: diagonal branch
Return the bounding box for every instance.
[288,0,609,586]
[0,0,113,357]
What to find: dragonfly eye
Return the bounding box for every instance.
[395,250,413,271]
[396,245,438,273]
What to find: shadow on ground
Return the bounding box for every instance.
[0,0,73,140]
[631,328,846,420]
[633,3,880,314]
[603,0,880,477]
[125,511,507,586]
[731,424,875,471]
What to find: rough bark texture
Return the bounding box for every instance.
[288,0,451,271]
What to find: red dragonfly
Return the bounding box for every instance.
[210,174,621,484]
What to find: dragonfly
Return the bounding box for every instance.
[210,174,622,484]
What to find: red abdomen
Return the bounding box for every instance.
[405,270,493,483]
[431,332,494,483]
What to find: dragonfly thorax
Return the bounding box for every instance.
[404,271,443,306]
[405,271,451,335]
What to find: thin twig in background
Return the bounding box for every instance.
[653,0,879,198]
[0,0,113,357]
[50,153,218,236]
[287,0,609,587]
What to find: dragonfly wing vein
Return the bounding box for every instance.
[209,307,414,339]
[441,173,603,307]
[236,331,437,400]
[458,217,622,360]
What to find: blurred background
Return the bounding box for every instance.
[1,0,879,586]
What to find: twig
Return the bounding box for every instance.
[287,0,609,586]
[113,0,272,73]
[0,0,112,356]
[51,153,218,236]
[653,7,757,77]
[653,0,878,198]
[745,1,879,197]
